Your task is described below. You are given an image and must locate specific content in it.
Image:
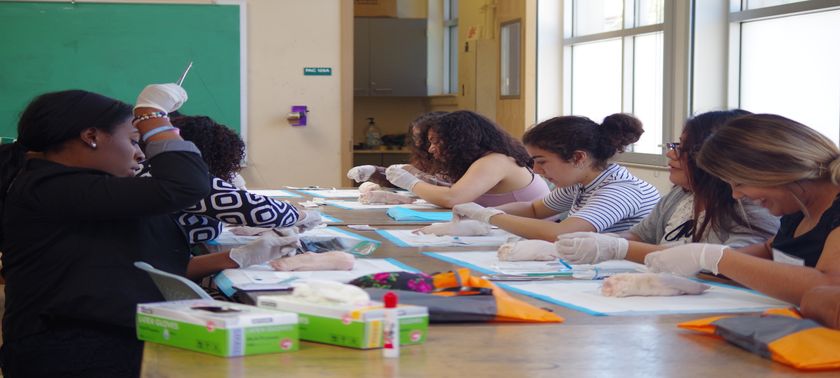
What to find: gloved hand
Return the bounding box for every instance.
[555,232,629,264]
[451,202,504,224]
[295,210,323,232]
[135,83,188,113]
[385,164,421,191]
[229,231,300,268]
[644,243,728,276]
[347,165,377,183]
[228,226,295,237]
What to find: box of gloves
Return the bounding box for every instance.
[136,299,299,357]
[256,281,428,349]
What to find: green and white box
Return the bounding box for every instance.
[137,299,299,357]
[257,295,429,349]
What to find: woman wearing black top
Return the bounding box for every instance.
[645,114,840,307]
[0,85,209,377]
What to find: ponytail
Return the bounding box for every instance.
[524,113,644,169]
[594,113,644,161]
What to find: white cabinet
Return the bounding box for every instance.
[354,18,427,97]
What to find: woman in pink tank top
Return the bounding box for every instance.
[381,110,550,208]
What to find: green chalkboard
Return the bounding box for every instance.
[0,1,242,138]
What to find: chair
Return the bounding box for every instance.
[134,261,212,301]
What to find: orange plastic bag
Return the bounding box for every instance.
[679,308,840,370]
[362,269,563,323]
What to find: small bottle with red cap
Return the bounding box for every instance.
[382,291,400,358]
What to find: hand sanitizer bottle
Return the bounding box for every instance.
[365,117,383,149]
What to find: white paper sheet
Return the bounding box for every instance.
[300,189,362,198]
[424,251,644,276]
[215,258,415,293]
[378,229,515,247]
[324,200,441,210]
[501,280,791,316]
[247,189,301,198]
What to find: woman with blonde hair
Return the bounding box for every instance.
[645,113,840,305]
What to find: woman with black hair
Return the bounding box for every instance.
[347,111,451,188]
[554,110,779,264]
[0,86,296,376]
[453,114,660,241]
[384,110,550,208]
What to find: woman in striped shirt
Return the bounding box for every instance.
[453,114,660,242]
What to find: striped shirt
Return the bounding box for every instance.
[542,163,660,233]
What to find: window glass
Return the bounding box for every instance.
[740,9,840,143]
[573,0,623,36]
[571,39,622,121]
[632,32,664,154]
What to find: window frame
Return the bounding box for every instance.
[727,0,840,144]
[554,0,690,167]
[443,0,459,95]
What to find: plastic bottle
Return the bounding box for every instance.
[382,291,399,358]
[365,117,383,149]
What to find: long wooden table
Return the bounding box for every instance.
[142,191,828,377]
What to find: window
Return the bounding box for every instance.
[729,0,840,144]
[443,0,459,94]
[557,0,668,164]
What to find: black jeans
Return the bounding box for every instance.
[0,323,143,378]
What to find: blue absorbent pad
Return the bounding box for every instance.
[386,206,452,222]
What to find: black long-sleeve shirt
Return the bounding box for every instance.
[1,141,210,342]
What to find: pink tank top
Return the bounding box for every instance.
[474,173,551,207]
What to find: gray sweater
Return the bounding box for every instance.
[629,186,779,247]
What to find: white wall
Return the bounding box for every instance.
[27,0,350,188]
[240,0,347,188]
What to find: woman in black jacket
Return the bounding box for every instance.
[0,85,208,377]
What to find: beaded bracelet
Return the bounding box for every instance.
[132,111,168,126]
[141,125,178,143]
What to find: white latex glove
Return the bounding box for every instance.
[347,165,377,183]
[135,83,188,113]
[451,202,504,224]
[228,226,296,237]
[295,210,323,232]
[385,164,421,191]
[554,232,629,264]
[291,279,370,306]
[229,232,300,268]
[644,243,728,277]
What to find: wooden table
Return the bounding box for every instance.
[142,195,826,377]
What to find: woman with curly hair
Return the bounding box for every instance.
[347,111,450,188]
[453,114,660,241]
[140,115,321,255]
[384,110,550,208]
[171,114,247,187]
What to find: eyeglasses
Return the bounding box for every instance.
[663,142,682,158]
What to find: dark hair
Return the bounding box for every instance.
[681,109,759,241]
[170,115,245,182]
[407,111,447,173]
[522,114,643,169]
[425,110,532,181]
[0,90,132,243]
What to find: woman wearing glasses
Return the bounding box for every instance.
[644,113,840,306]
[554,110,779,264]
[380,110,551,208]
[452,114,660,241]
